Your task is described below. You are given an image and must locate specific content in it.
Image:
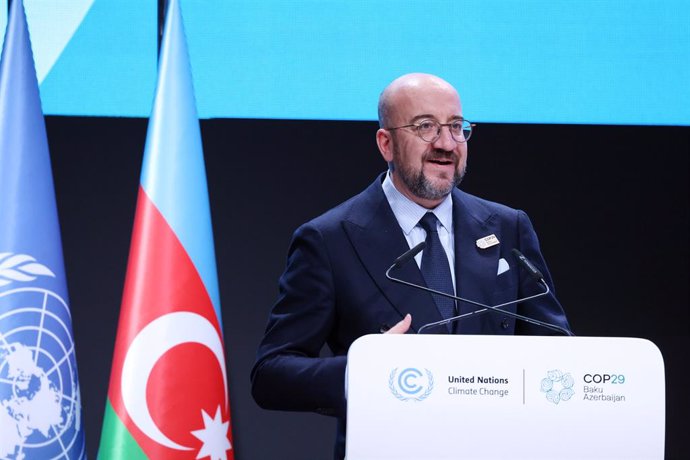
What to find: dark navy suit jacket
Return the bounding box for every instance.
[251,174,571,459]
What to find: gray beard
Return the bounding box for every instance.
[392,161,465,202]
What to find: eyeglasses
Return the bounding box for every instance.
[386,119,474,143]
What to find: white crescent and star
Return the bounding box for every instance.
[120,311,228,451]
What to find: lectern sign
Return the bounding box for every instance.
[346,335,664,460]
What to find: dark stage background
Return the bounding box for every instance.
[45,116,688,459]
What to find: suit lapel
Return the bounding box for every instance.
[343,177,444,333]
[453,190,501,333]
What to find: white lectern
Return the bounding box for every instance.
[346,335,664,460]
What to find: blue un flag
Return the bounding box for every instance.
[0,1,86,458]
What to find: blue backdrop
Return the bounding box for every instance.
[1,0,688,124]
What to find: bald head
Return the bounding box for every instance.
[377,73,460,128]
[375,73,468,208]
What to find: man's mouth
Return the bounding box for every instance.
[427,158,454,166]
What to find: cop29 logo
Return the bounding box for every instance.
[388,368,434,402]
[540,369,575,405]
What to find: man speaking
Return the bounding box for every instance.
[251,73,571,459]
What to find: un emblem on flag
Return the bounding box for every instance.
[0,255,85,460]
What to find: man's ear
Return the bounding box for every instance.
[376,129,394,163]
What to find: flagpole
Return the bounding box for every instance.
[157,0,167,56]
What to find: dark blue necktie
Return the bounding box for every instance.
[419,212,456,332]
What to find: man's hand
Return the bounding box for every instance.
[385,314,412,334]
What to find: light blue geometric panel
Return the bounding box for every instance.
[37,0,156,117]
[24,0,96,84]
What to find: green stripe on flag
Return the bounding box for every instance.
[98,399,148,459]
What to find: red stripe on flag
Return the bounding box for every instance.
[106,186,232,459]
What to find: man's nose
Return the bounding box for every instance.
[432,125,457,150]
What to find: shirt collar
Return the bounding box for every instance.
[382,171,454,235]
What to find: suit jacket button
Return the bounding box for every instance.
[501,318,510,329]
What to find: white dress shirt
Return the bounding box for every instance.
[381,171,456,289]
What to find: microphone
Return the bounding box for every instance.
[511,248,544,281]
[391,241,426,270]
[385,247,573,336]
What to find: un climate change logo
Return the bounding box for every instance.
[0,254,84,460]
[540,369,575,405]
[389,368,434,402]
